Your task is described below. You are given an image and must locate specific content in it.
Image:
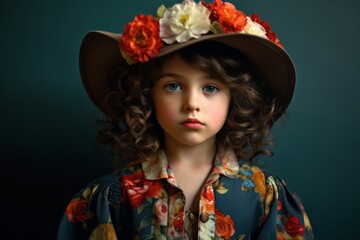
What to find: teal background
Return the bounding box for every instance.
[1,0,359,239]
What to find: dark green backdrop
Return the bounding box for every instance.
[1,0,359,239]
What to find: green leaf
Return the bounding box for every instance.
[120,49,135,65]
[139,215,152,230]
[237,235,246,240]
[155,5,166,19]
[216,185,229,194]
[137,205,143,215]
[210,21,224,35]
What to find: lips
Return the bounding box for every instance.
[181,118,203,124]
[180,118,204,129]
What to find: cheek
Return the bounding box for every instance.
[208,96,230,127]
[154,99,179,125]
[209,106,229,128]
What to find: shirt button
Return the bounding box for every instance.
[200,212,209,223]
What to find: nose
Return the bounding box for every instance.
[184,89,200,112]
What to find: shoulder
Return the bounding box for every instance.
[59,166,141,226]
[65,165,142,220]
[237,161,314,238]
[235,160,299,200]
[64,173,120,222]
[58,164,146,239]
[75,165,141,196]
[237,160,289,187]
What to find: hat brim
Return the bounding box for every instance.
[79,31,295,117]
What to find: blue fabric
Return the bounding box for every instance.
[58,151,314,239]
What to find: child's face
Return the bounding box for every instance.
[152,55,230,148]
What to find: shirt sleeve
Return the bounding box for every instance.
[57,173,128,240]
[257,174,315,240]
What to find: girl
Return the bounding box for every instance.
[58,0,314,239]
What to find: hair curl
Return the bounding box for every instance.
[98,41,280,167]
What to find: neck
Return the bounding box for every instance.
[163,136,217,168]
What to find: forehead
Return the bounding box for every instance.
[160,54,214,79]
[161,54,192,71]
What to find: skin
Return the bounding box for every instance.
[152,54,231,212]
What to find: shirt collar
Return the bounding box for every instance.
[213,148,240,177]
[142,148,240,180]
[142,150,169,180]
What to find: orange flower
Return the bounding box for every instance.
[119,14,163,63]
[89,224,117,239]
[215,208,235,239]
[276,231,285,240]
[65,198,92,223]
[251,167,266,197]
[206,0,247,33]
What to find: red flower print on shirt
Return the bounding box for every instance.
[173,210,184,232]
[277,200,283,211]
[285,216,305,237]
[121,171,163,207]
[202,185,215,212]
[65,198,92,223]
[215,208,235,239]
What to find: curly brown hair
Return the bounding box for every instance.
[98,41,281,167]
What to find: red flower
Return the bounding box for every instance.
[173,210,184,231]
[119,14,163,63]
[121,171,163,207]
[202,185,215,212]
[277,200,283,211]
[206,0,247,33]
[65,198,92,223]
[202,186,215,202]
[284,216,305,237]
[250,14,271,32]
[215,208,235,239]
[250,13,283,48]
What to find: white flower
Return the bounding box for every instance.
[160,0,211,44]
[243,16,268,39]
[199,215,215,240]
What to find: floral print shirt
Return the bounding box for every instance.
[58,149,314,239]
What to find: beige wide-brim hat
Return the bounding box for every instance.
[79,31,295,118]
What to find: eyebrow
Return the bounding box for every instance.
[159,73,181,78]
[159,72,219,81]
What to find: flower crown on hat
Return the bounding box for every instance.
[119,0,283,64]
